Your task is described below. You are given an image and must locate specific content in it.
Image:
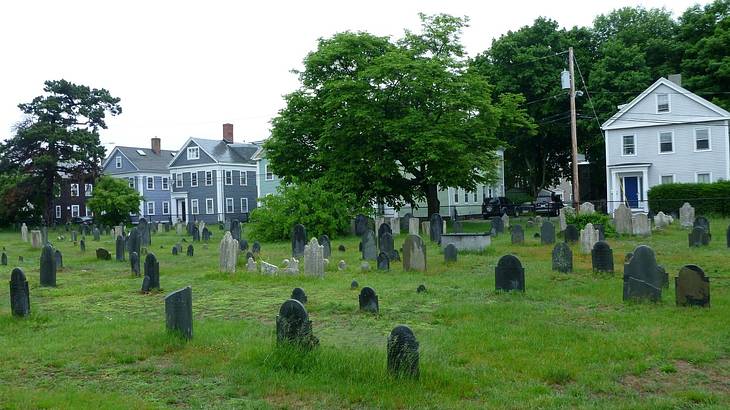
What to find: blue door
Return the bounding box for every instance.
[624,176,639,208]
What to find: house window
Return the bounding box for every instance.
[146,176,155,190]
[657,93,669,113]
[661,175,674,184]
[162,201,170,215]
[695,128,710,151]
[175,173,183,188]
[70,184,80,197]
[115,156,122,168]
[146,201,155,215]
[463,190,468,203]
[473,191,478,203]
[190,172,198,187]
[240,198,249,212]
[205,171,213,186]
[697,173,711,183]
[453,189,459,204]
[265,164,274,181]
[55,205,61,219]
[240,170,247,186]
[205,198,214,214]
[85,206,92,217]
[622,135,635,156]
[225,170,233,185]
[187,146,199,160]
[191,199,199,215]
[128,178,134,188]
[658,132,673,153]
[225,197,234,213]
[71,205,80,218]
[161,177,169,190]
[84,184,93,196]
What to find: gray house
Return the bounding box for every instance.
[168,123,259,224]
[102,138,177,223]
[602,76,730,214]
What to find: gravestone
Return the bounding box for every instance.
[21,223,28,242]
[186,244,194,257]
[625,252,633,263]
[354,214,368,237]
[304,237,325,277]
[350,280,358,289]
[421,221,430,239]
[130,251,140,276]
[96,248,111,260]
[219,231,238,273]
[292,224,306,257]
[275,299,318,348]
[378,222,392,245]
[452,221,463,233]
[390,217,400,235]
[688,227,710,247]
[113,225,124,239]
[613,204,633,235]
[377,252,390,271]
[444,244,457,263]
[379,232,396,261]
[409,218,419,235]
[632,213,651,236]
[594,224,606,241]
[165,286,193,340]
[490,216,504,234]
[338,260,347,271]
[1,252,6,266]
[429,213,443,244]
[172,246,178,256]
[359,287,379,313]
[176,223,184,236]
[18,256,23,263]
[402,234,426,272]
[246,257,257,272]
[246,251,254,261]
[291,287,307,304]
[417,284,426,293]
[591,241,614,273]
[694,216,710,234]
[202,227,211,242]
[535,216,543,228]
[79,239,86,252]
[501,214,510,230]
[41,227,48,245]
[361,230,377,261]
[127,228,141,258]
[10,268,31,317]
[92,227,100,241]
[139,218,150,246]
[579,202,595,214]
[252,241,261,255]
[495,255,524,292]
[623,245,663,302]
[71,231,77,242]
[579,223,599,254]
[197,221,206,235]
[675,265,710,307]
[116,235,126,261]
[54,249,63,269]
[511,225,524,244]
[551,242,572,273]
[230,219,241,242]
[400,213,412,232]
[540,221,556,245]
[223,219,231,232]
[387,325,419,378]
[261,261,279,275]
[679,202,695,228]
[318,235,331,258]
[30,230,42,248]
[164,223,170,232]
[191,226,200,242]
[564,224,579,243]
[40,244,56,287]
[187,221,195,235]
[654,211,671,229]
[142,253,160,291]
[239,239,249,252]
[559,207,574,231]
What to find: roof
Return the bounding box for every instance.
[170,138,261,166]
[106,146,177,172]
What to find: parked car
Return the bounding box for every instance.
[482,197,515,218]
[70,216,94,225]
[534,193,563,217]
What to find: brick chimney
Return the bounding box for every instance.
[151,137,161,155]
[223,123,233,144]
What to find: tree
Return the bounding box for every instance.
[0,170,43,225]
[86,176,142,226]
[0,80,121,224]
[266,14,533,216]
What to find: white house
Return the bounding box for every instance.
[601,77,730,214]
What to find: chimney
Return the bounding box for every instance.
[151,137,161,155]
[668,74,682,87]
[223,123,233,144]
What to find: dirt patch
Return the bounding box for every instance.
[621,358,730,396]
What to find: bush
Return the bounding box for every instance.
[248,181,367,242]
[648,181,730,216]
[87,176,143,226]
[565,212,616,237]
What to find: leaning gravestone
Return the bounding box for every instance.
[291,224,306,257]
[40,244,56,287]
[613,204,633,235]
[377,252,390,271]
[679,202,695,228]
[632,213,651,236]
[579,223,599,254]
[219,231,238,273]
[304,237,325,277]
[291,287,307,304]
[591,241,614,273]
[54,250,63,269]
[165,286,193,340]
[402,234,426,272]
[490,216,504,234]
[409,217,419,235]
[444,244,457,263]
[354,214,368,237]
[511,225,524,244]
[30,230,42,248]
[540,221,556,245]
[116,235,126,261]
[96,248,111,260]
[564,224,579,243]
[495,255,525,292]
[128,228,141,258]
[688,227,710,247]
[623,245,663,302]
[261,261,279,275]
[21,223,28,242]
[361,230,377,261]
[359,286,379,313]
[551,242,572,273]
[186,244,194,257]
[387,325,419,379]
[276,299,318,348]
[579,202,595,214]
[693,216,710,234]
[429,213,443,244]
[142,253,160,291]
[675,265,710,307]
[318,235,331,259]
[10,268,31,317]
[130,251,140,276]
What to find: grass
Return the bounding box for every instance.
[1,216,729,409]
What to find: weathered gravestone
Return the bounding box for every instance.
[387,325,419,378]
[350,280,358,289]
[679,202,695,228]
[408,218,419,235]
[378,221,392,243]
[79,239,86,252]
[559,207,574,232]
[318,235,331,259]
[338,260,347,271]
[186,244,194,257]
[694,216,710,234]
[41,227,48,245]
[291,287,307,304]
[654,211,672,229]
[21,223,28,242]
[139,218,150,246]
[141,253,160,292]
[579,202,595,214]
[30,230,42,248]
[689,227,710,247]
[176,223,184,236]
[96,248,111,260]
[540,221,556,245]
[613,204,633,235]
[361,230,377,261]
[429,213,443,244]
[39,244,56,287]
[377,252,390,271]
[292,224,306,258]
[402,234,426,272]
[490,216,504,234]
[379,232,396,261]
[1,252,6,266]
[261,261,279,275]
[632,213,651,236]
[130,251,140,276]
[495,255,525,292]
[580,223,599,254]
[623,245,664,302]
[71,231,77,242]
[444,243,457,263]
[551,242,572,273]
[304,237,325,277]
[564,224,579,243]
[219,232,238,273]
[452,220,463,233]
[127,228,141,258]
[165,286,193,340]
[246,257,257,272]
[354,214,369,237]
[276,299,318,348]
[591,241,614,273]
[594,224,606,241]
[252,241,261,255]
[54,249,63,269]
[191,226,200,242]
[172,245,179,256]
[400,213,412,232]
[359,286,379,313]
[390,217,400,235]
[511,225,524,244]
[230,219,241,242]
[223,219,231,232]
[10,268,31,317]
[239,239,249,252]
[675,265,710,307]
[92,227,100,241]
[116,235,126,261]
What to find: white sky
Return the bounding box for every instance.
[0,0,706,153]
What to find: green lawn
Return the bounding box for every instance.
[1,217,729,409]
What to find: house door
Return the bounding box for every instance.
[623,176,639,208]
[177,199,186,222]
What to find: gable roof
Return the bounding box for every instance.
[103,146,177,172]
[168,137,260,167]
[601,78,730,131]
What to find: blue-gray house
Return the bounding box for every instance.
[168,123,259,224]
[102,138,177,223]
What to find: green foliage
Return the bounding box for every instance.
[566,211,616,236]
[0,170,43,225]
[506,191,533,205]
[648,181,730,216]
[87,176,142,226]
[248,181,366,242]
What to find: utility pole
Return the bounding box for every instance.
[568,47,580,210]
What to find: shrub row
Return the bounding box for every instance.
[648,181,730,216]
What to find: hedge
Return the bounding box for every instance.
[647,181,730,216]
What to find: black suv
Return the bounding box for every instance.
[482,197,515,218]
[534,193,563,217]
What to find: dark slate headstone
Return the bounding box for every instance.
[511,225,524,244]
[591,241,614,273]
[239,239,249,252]
[1,252,6,266]
[540,221,556,245]
[361,230,377,261]
[139,218,150,246]
[186,244,194,257]
[93,228,100,241]
[230,219,241,241]
[416,284,426,293]
[693,216,710,234]
[623,245,663,302]
[318,235,331,259]
[490,216,504,234]
[564,224,579,243]
[40,244,56,287]
[115,235,125,261]
[9,267,30,317]
[142,253,160,292]
[71,231,77,242]
[54,249,63,269]
[444,244,457,263]
[172,246,178,256]
[127,228,140,258]
[378,222,392,245]
[429,213,443,244]
[350,280,359,289]
[495,254,524,292]
[387,325,419,378]
[245,251,254,261]
[79,239,86,252]
[379,232,395,261]
[675,265,710,307]
[252,241,261,255]
[354,214,368,237]
[187,221,195,235]
[191,226,200,242]
[338,244,346,252]
[594,224,605,241]
[292,224,306,257]
[359,286,379,313]
[377,252,390,271]
[551,242,572,273]
[96,248,111,260]
[130,251,140,276]
[165,286,192,340]
[400,214,412,232]
[291,287,307,304]
[275,299,319,348]
[624,252,633,263]
[688,226,710,247]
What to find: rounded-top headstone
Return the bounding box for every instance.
[291,287,307,304]
[358,286,379,313]
[444,243,457,263]
[350,280,359,289]
[10,267,30,317]
[416,284,426,293]
[276,299,318,348]
[495,254,525,292]
[387,325,419,378]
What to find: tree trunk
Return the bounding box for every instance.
[425,184,440,218]
[43,172,54,226]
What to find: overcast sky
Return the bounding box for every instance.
[0,0,707,153]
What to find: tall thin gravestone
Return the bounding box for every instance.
[9,268,30,317]
[429,213,443,244]
[139,218,150,246]
[679,202,695,228]
[408,217,419,235]
[116,235,126,261]
[54,250,63,269]
[142,253,160,292]
[318,235,331,259]
[379,232,396,261]
[21,223,28,242]
[165,286,193,340]
[292,224,306,258]
[128,228,140,258]
[361,230,377,261]
[219,231,238,273]
[40,244,56,287]
[130,251,140,276]
[402,234,426,272]
[304,237,325,277]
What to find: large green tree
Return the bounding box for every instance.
[266,14,534,216]
[86,176,142,226]
[0,80,121,224]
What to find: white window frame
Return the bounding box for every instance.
[656,93,670,113]
[55,205,61,219]
[85,206,92,217]
[225,197,234,213]
[473,191,478,203]
[694,127,711,152]
[205,198,214,214]
[224,170,233,185]
[240,170,247,186]
[146,201,155,215]
[265,164,274,181]
[240,198,249,213]
[70,183,80,197]
[161,177,169,190]
[205,171,213,186]
[187,146,200,160]
[191,199,199,215]
[162,201,170,215]
[657,131,674,154]
[71,205,80,218]
[453,188,459,204]
[146,176,155,190]
[115,156,122,168]
[175,173,183,188]
[128,178,134,188]
[190,171,198,187]
[622,134,636,156]
[695,172,712,183]
[84,183,93,196]
[660,174,675,184]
